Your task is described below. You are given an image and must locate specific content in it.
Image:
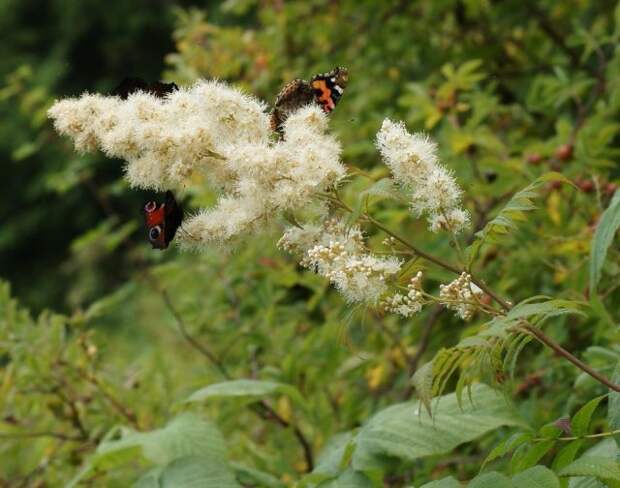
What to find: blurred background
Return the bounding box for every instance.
[1,0,619,486]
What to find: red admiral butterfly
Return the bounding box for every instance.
[270,67,348,135]
[143,191,183,250]
[113,77,178,100]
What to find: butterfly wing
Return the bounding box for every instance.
[113,77,178,100]
[270,79,315,134]
[310,67,348,113]
[113,77,149,100]
[163,190,183,246]
[143,201,167,249]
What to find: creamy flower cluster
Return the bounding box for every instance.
[439,272,483,321]
[279,219,401,303]
[48,82,345,247]
[376,119,470,233]
[381,271,425,317]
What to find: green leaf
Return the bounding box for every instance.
[482,432,533,470]
[418,476,461,488]
[608,360,620,449]
[571,396,605,437]
[512,466,560,488]
[468,172,575,265]
[98,413,227,465]
[411,360,434,416]
[553,440,585,472]
[158,455,241,488]
[566,439,620,487]
[69,413,229,487]
[469,472,513,488]
[559,456,620,482]
[231,462,285,488]
[352,384,523,469]
[590,190,620,292]
[185,379,305,407]
[312,432,356,476]
[510,440,556,473]
[316,469,374,488]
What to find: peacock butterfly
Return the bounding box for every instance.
[143,191,183,250]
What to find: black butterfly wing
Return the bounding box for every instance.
[148,81,179,98]
[163,190,183,246]
[113,77,178,100]
[113,77,149,99]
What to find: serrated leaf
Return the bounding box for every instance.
[512,466,560,488]
[571,396,605,437]
[352,384,523,469]
[590,190,620,292]
[185,379,305,407]
[559,456,620,482]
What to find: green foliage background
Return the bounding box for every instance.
[1,0,620,486]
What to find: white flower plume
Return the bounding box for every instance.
[279,218,401,304]
[48,82,345,248]
[376,119,470,233]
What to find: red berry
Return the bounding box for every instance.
[526,153,543,165]
[576,179,594,193]
[554,143,573,162]
[605,182,618,196]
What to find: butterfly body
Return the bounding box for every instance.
[270,67,348,135]
[143,191,183,250]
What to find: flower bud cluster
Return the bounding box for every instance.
[439,272,483,320]
[279,219,401,304]
[381,271,425,317]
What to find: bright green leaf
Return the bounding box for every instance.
[590,190,620,292]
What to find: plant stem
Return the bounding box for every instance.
[520,323,620,393]
[533,428,620,443]
[353,202,620,392]
[158,285,315,471]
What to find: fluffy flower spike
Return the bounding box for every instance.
[48,82,345,247]
[376,119,470,233]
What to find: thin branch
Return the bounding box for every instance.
[159,287,229,378]
[520,323,620,393]
[157,285,315,471]
[79,372,140,429]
